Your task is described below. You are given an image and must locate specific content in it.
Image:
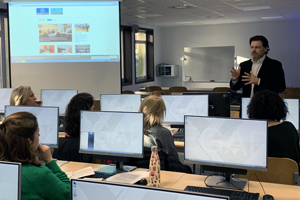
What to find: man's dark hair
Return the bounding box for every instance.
[249,35,270,54]
[247,90,287,121]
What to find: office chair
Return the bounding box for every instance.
[169,86,187,92]
[279,93,300,100]
[93,100,100,111]
[212,87,230,93]
[238,157,299,185]
[122,90,135,94]
[145,86,162,92]
[152,91,172,96]
[284,87,300,95]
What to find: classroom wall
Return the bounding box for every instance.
[122,23,162,91]
[160,19,300,89]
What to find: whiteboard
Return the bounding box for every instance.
[184,46,235,82]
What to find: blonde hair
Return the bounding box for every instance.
[10,86,32,106]
[138,95,166,134]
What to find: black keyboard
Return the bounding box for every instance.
[85,171,114,179]
[185,186,259,200]
[172,131,184,141]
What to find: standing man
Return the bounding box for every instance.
[230,35,286,97]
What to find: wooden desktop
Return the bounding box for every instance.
[59,161,300,200]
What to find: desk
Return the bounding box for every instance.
[140,87,213,92]
[170,174,300,200]
[59,161,300,199]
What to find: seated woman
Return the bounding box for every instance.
[10,86,42,106]
[53,93,94,162]
[247,90,300,166]
[130,95,192,173]
[0,112,70,199]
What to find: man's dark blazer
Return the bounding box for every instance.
[230,56,286,97]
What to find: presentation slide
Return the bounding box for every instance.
[80,111,143,157]
[0,163,20,200]
[241,97,299,130]
[184,116,267,169]
[41,89,77,115]
[9,1,120,63]
[162,95,209,123]
[0,88,14,112]
[100,94,141,112]
[72,180,227,200]
[5,106,59,147]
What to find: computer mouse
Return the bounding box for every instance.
[263,194,274,200]
[135,178,148,185]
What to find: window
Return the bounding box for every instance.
[121,26,154,86]
[134,28,154,83]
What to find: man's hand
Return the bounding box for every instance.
[242,71,259,85]
[230,66,241,81]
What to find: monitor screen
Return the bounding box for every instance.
[100,94,141,112]
[184,116,267,171]
[79,111,144,158]
[71,179,229,200]
[0,161,22,200]
[183,92,231,117]
[241,97,299,130]
[0,88,14,112]
[5,106,59,147]
[161,95,209,123]
[41,89,77,115]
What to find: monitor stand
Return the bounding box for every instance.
[206,173,247,190]
[96,161,136,175]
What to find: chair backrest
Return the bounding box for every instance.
[169,86,187,92]
[145,86,162,92]
[213,87,230,93]
[279,93,300,100]
[284,87,300,95]
[152,91,172,96]
[121,90,135,94]
[238,157,299,185]
[93,100,100,111]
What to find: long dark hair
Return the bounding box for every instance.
[64,93,94,137]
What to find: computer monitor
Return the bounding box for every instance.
[184,116,267,190]
[5,106,59,148]
[161,95,209,124]
[79,111,144,173]
[0,88,14,112]
[241,97,299,130]
[100,94,141,112]
[0,161,22,200]
[71,179,229,200]
[41,89,77,115]
[183,92,231,117]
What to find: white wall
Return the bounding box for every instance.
[160,20,300,88]
[122,24,162,91]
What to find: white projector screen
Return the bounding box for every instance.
[8,1,121,99]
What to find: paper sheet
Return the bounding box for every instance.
[106,171,149,184]
[66,166,95,179]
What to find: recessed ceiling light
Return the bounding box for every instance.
[176,21,195,24]
[239,6,271,11]
[136,14,162,18]
[261,16,284,20]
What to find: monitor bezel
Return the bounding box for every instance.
[4,105,59,148]
[79,110,144,158]
[161,94,209,123]
[184,115,268,172]
[40,89,78,115]
[100,94,141,112]
[71,179,230,200]
[0,161,22,200]
[183,92,231,117]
